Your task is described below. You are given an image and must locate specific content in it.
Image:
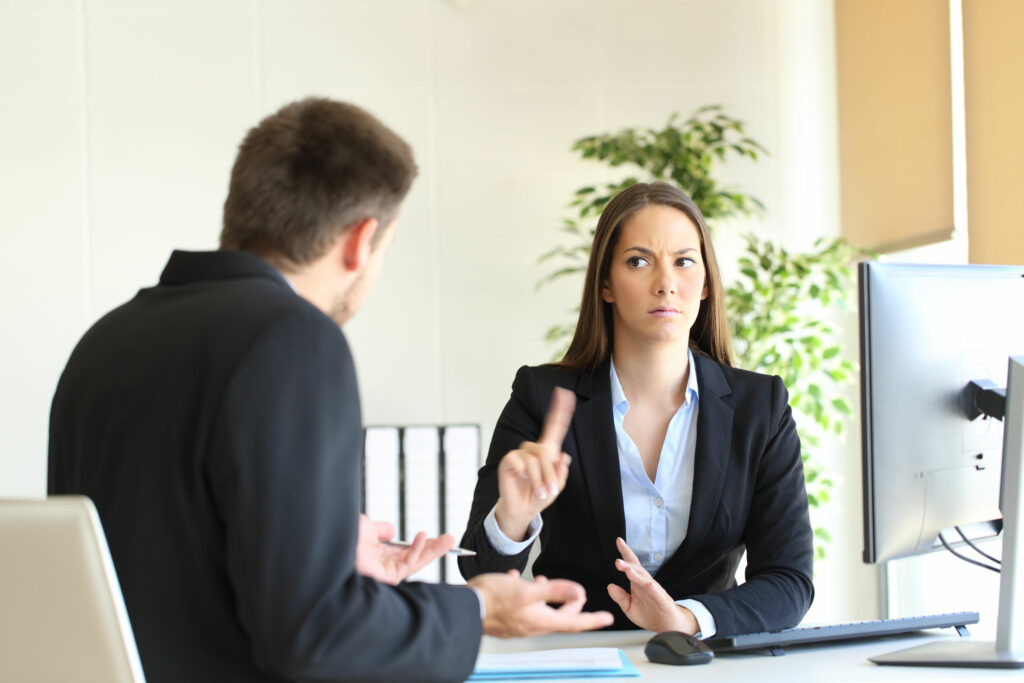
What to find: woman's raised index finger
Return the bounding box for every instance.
[538,387,576,448]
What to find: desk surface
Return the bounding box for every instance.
[479,630,1021,682]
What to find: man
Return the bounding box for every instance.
[48,97,611,682]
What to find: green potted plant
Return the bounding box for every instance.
[539,106,866,559]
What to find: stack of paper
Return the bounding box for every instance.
[468,648,640,680]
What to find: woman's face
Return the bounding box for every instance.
[601,203,708,348]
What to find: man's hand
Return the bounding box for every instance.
[354,514,455,585]
[468,570,614,637]
[606,537,698,634]
[493,387,576,541]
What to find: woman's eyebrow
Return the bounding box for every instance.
[623,246,699,255]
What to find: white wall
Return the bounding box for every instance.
[0,0,876,623]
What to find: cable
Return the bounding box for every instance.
[938,532,1000,573]
[954,526,1001,565]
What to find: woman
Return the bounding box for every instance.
[459,181,814,637]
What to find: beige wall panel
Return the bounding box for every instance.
[835,0,954,252]
[963,0,1024,265]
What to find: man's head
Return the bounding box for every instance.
[220,97,417,269]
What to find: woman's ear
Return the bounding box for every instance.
[601,280,614,303]
[701,281,709,300]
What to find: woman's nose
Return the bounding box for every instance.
[654,264,676,295]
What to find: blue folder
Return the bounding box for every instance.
[467,649,640,680]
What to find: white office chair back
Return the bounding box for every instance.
[0,495,145,682]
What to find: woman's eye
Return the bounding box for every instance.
[626,256,649,268]
[677,257,697,268]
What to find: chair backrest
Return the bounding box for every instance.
[0,495,145,682]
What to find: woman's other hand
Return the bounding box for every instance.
[607,536,699,634]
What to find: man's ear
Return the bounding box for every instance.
[340,218,379,272]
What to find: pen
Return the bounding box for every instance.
[382,539,477,557]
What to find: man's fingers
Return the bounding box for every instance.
[554,596,587,615]
[531,590,613,634]
[545,608,615,633]
[433,533,456,553]
[417,534,455,566]
[391,532,454,581]
[526,577,586,605]
[408,530,427,552]
[373,519,396,542]
[413,533,454,557]
[538,387,576,449]
[474,573,615,637]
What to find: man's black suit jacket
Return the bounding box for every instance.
[49,250,481,682]
[459,355,814,636]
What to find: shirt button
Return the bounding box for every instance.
[654,553,663,561]
[654,498,664,507]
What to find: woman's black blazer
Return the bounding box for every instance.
[459,352,814,635]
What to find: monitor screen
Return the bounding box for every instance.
[859,261,1024,564]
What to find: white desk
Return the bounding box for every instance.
[479,630,1022,682]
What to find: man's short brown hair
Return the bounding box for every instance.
[220,97,417,266]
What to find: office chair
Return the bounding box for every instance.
[0,495,145,682]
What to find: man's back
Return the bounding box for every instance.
[49,250,481,682]
[47,96,615,681]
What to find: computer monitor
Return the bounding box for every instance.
[858,261,1024,668]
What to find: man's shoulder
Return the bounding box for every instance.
[208,288,348,378]
[165,260,340,341]
[69,264,345,386]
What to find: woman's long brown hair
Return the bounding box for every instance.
[555,181,734,370]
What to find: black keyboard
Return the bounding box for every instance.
[704,611,979,654]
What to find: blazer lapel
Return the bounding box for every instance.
[572,360,626,571]
[656,353,733,577]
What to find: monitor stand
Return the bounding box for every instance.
[871,355,1024,669]
[872,356,1024,671]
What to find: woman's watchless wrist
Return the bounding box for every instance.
[493,501,533,543]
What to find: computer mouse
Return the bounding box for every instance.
[644,630,714,666]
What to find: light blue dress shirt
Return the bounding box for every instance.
[483,349,717,637]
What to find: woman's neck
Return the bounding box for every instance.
[611,335,691,407]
